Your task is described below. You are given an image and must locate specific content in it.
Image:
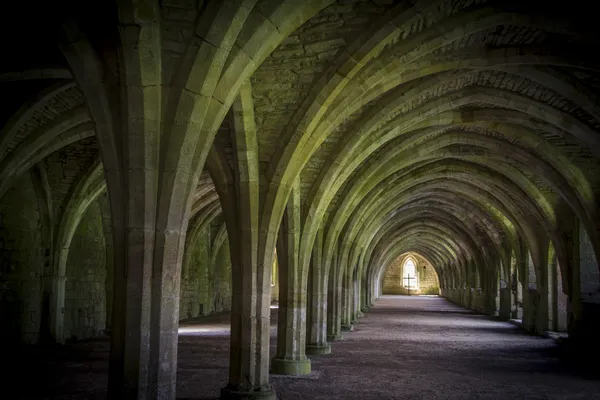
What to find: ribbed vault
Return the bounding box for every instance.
[1,0,600,398]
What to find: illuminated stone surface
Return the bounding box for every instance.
[1,1,600,398]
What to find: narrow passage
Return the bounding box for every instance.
[267,296,600,399]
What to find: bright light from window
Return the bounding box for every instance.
[402,259,419,290]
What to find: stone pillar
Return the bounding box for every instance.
[373,269,381,302]
[306,229,331,356]
[568,221,600,358]
[341,269,354,331]
[485,272,499,315]
[354,277,364,319]
[61,3,270,398]
[360,275,370,313]
[365,273,374,306]
[351,276,358,323]
[375,273,381,299]
[548,251,557,331]
[223,245,274,399]
[499,279,511,321]
[62,11,189,398]
[271,181,311,376]
[522,251,539,332]
[327,251,343,341]
[556,257,568,331]
[579,224,600,304]
[222,84,276,399]
[366,273,373,305]
[48,275,67,343]
[535,247,550,335]
[99,193,114,333]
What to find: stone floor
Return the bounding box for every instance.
[6,296,600,399]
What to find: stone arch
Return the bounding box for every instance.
[50,159,105,343]
[4,1,600,397]
[382,253,440,296]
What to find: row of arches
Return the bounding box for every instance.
[1,0,600,399]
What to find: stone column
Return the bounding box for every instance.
[62,2,273,398]
[49,275,67,343]
[499,278,511,320]
[556,255,568,331]
[366,273,374,306]
[568,221,600,358]
[579,223,600,304]
[221,83,276,399]
[340,269,354,331]
[223,243,275,399]
[548,251,557,331]
[327,251,343,341]
[355,278,364,318]
[99,193,114,333]
[360,274,370,313]
[62,11,189,398]
[370,270,379,305]
[535,247,550,335]
[522,251,538,332]
[270,175,311,376]
[353,277,363,320]
[306,229,331,356]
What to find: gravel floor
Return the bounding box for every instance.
[6,296,600,399]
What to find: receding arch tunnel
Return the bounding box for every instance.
[1,0,600,398]
[380,252,441,295]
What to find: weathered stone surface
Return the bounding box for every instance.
[2,1,600,398]
[63,200,106,341]
[382,252,440,296]
[0,174,46,344]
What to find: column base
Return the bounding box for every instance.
[341,323,354,332]
[220,384,276,400]
[270,357,311,375]
[357,311,365,318]
[306,343,332,356]
[361,306,370,313]
[327,333,343,341]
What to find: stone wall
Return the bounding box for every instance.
[180,224,211,319]
[213,241,232,313]
[382,253,440,295]
[442,287,499,316]
[0,169,236,343]
[0,174,47,344]
[180,225,232,320]
[63,199,107,341]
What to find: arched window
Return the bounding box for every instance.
[402,258,419,290]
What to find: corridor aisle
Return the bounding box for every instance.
[16,296,600,399]
[266,296,600,400]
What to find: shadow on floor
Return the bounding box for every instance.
[5,296,600,399]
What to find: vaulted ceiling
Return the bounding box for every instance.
[1,0,599,290]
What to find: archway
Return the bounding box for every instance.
[382,252,440,296]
